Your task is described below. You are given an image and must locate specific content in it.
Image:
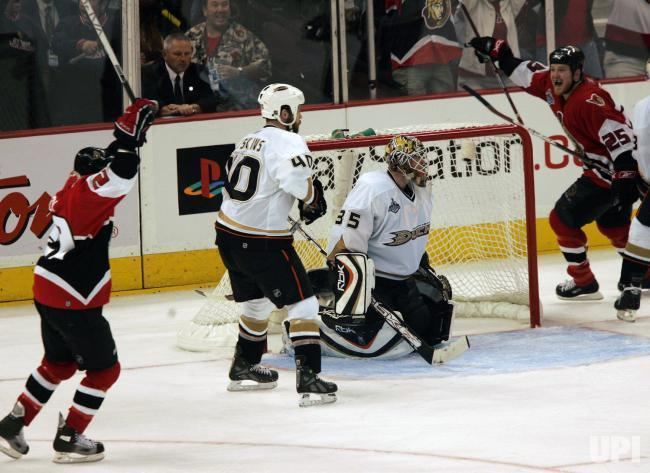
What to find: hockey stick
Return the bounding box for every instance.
[460,3,524,125]
[462,84,584,159]
[79,0,136,102]
[287,217,469,365]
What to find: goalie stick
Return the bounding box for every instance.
[288,217,469,365]
[462,84,584,159]
[79,0,136,102]
[460,3,524,125]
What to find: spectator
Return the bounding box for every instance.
[454,0,526,90]
[51,0,122,125]
[534,0,603,79]
[186,0,271,110]
[0,0,50,130]
[142,32,216,117]
[139,0,165,66]
[603,0,650,78]
[382,0,462,95]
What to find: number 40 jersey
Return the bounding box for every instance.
[216,126,315,245]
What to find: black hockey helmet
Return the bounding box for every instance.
[549,45,585,73]
[74,147,112,175]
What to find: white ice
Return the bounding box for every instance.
[1,248,649,472]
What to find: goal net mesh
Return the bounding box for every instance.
[177,123,538,351]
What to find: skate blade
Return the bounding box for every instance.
[52,451,104,464]
[432,336,470,364]
[557,291,604,301]
[0,442,24,459]
[298,393,337,407]
[227,380,278,392]
[616,309,637,323]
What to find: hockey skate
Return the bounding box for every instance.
[52,413,104,464]
[556,280,603,301]
[295,356,337,407]
[615,286,641,323]
[0,403,29,459]
[227,346,278,391]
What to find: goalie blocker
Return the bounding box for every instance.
[333,253,374,322]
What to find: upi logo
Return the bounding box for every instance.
[589,435,641,463]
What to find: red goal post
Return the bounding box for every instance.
[176,123,540,353]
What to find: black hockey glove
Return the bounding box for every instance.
[113,98,157,149]
[612,151,640,207]
[299,178,327,225]
[468,36,513,65]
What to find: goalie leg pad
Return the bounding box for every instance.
[334,253,375,317]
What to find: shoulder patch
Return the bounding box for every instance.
[586,93,605,107]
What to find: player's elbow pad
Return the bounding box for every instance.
[109,148,141,179]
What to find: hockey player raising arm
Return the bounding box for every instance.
[469,38,639,301]
[214,83,337,407]
[318,136,455,359]
[0,99,156,463]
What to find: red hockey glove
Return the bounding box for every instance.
[114,98,157,149]
[299,178,327,225]
[468,36,512,64]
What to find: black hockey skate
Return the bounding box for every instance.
[52,413,104,463]
[0,403,29,459]
[615,286,641,323]
[617,278,650,291]
[556,280,603,301]
[227,346,278,392]
[295,356,337,407]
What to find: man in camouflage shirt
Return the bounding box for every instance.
[186,0,271,110]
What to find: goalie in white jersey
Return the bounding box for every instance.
[215,83,337,406]
[317,135,455,358]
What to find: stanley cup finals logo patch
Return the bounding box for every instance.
[422,0,451,30]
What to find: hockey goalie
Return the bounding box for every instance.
[283,135,466,361]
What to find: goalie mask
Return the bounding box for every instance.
[74,147,112,175]
[258,83,305,128]
[385,135,429,186]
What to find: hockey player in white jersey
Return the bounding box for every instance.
[615,95,650,322]
[215,83,337,406]
[316,135,455,358]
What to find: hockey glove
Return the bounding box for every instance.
[612,151,640,207]
[468,36,513,65]
[114,98,157,149]
[612,171,640,207]
[299,178,327,225]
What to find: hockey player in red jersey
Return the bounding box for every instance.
[0,99,156,463]
[469,38,639,300]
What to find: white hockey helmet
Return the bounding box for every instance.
[258,83,305,126]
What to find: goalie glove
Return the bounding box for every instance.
[298,177,327,225]
[113,98,157,149]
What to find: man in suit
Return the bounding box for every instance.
[142,32,217,117]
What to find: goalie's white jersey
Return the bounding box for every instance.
[634,95,650,184]
[217,126,314,236]
[328,171,433,279]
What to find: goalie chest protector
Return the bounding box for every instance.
[328,171,433,279]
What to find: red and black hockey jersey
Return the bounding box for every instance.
[510,62,636,187]
[384,0,462,70]
[33,154,138,309]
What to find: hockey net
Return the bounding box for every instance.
[177,123,539,352]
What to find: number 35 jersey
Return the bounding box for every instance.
[510,62,636,187]
[216,126,315,248]
[328,171,433,280]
